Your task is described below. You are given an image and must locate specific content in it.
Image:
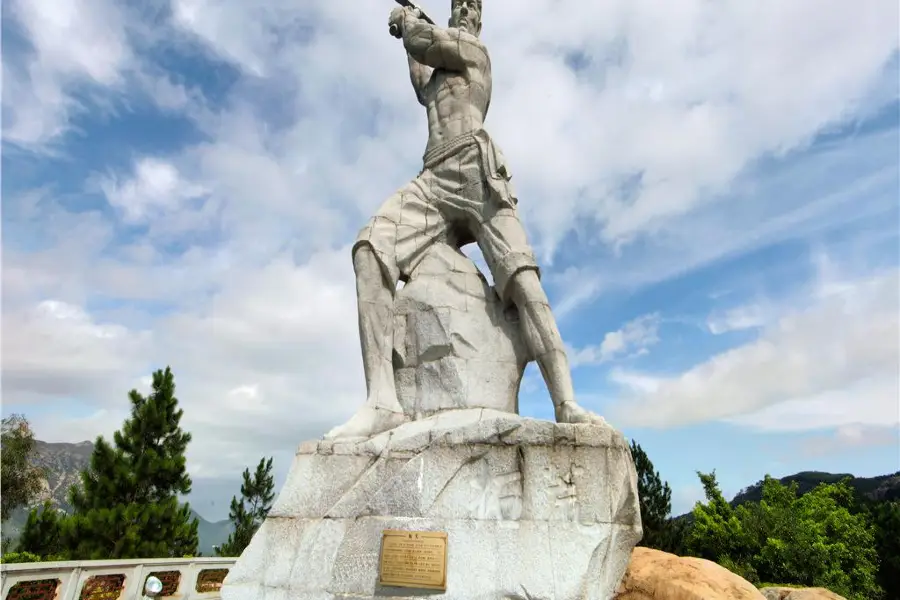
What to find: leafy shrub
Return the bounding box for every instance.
[1,551,42,563]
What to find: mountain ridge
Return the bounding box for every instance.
[730,470,900,505]
[3,439,232,556]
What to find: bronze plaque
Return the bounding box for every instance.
[378,529,448,590]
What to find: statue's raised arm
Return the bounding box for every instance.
[389,3,485,71]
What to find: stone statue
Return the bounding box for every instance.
[221,4,643,598]
[326,0,606,440]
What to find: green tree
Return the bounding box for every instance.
[867,500,900,600]
[686,471,758,581]
[20,367,200,559]
[629,440,686,553]
[217,457,275,557]
[755,477,880,599]
[688,472,882,599]
[1,415,46,522]
[17,502,65,558]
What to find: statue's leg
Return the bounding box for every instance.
[353,244,406,414]
[506,270,606,425]
[324,244,407,439]
[326,177,447,439]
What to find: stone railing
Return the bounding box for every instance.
[0,556,237,600]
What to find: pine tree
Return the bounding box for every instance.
[630,439,685,553]
[217,457,275,557]
[18,502,65,558]
[21,367,200,559]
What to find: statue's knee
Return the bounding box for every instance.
[354,244,398,299]
[509,267,545,304]
[352,243,377,273]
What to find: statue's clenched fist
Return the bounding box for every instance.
[388,5,421,38]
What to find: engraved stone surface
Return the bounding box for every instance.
[393,242,531,419]
[221,410,643,600]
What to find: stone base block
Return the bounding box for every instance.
[222,409,643,600]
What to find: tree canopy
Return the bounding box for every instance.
[860,498,900,600]
[687,471,882,600]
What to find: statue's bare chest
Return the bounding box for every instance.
[424,66,492,114]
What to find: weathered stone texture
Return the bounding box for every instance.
[222,409,642,600]
[393,243,530,419]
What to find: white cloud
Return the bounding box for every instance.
[706,303,770,335]
[548,121,900,316]
[1,0,202,150]
[610,268,900,429]
[488,0,898,253]
[725,377,899,433]
[169,0,292,78]
[14,0,130,85]
[1,300,151,404]
[570,313,660,367]
[99,158,209,223]
[155,250,365,478]
[2,0,131,148]
[550,270,602,320]
[797,424,900,458]
[1,62,73,149]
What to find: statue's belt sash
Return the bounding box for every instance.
[422,129,517,208]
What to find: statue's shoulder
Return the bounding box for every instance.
[446,27,490,65]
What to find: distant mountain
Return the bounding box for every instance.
[673,470,900,522]
[196,512,233,556]
[1,439,232,556]
[731,471,900,506]
[30,440,94,513]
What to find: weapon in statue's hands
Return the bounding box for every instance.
[389,0,435,38]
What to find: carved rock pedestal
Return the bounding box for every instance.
[393,242,531,418]
[221,409,643,600]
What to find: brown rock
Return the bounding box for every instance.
[760,587,847,600]
[614,547,766,600]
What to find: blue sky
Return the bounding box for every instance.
[2,0,899,522]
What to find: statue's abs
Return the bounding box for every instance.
[424,68,490,151]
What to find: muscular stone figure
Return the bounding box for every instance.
[326,0,606,439]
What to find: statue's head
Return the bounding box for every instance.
[449,0,482,36]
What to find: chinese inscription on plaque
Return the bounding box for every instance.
[378,530,448,590]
